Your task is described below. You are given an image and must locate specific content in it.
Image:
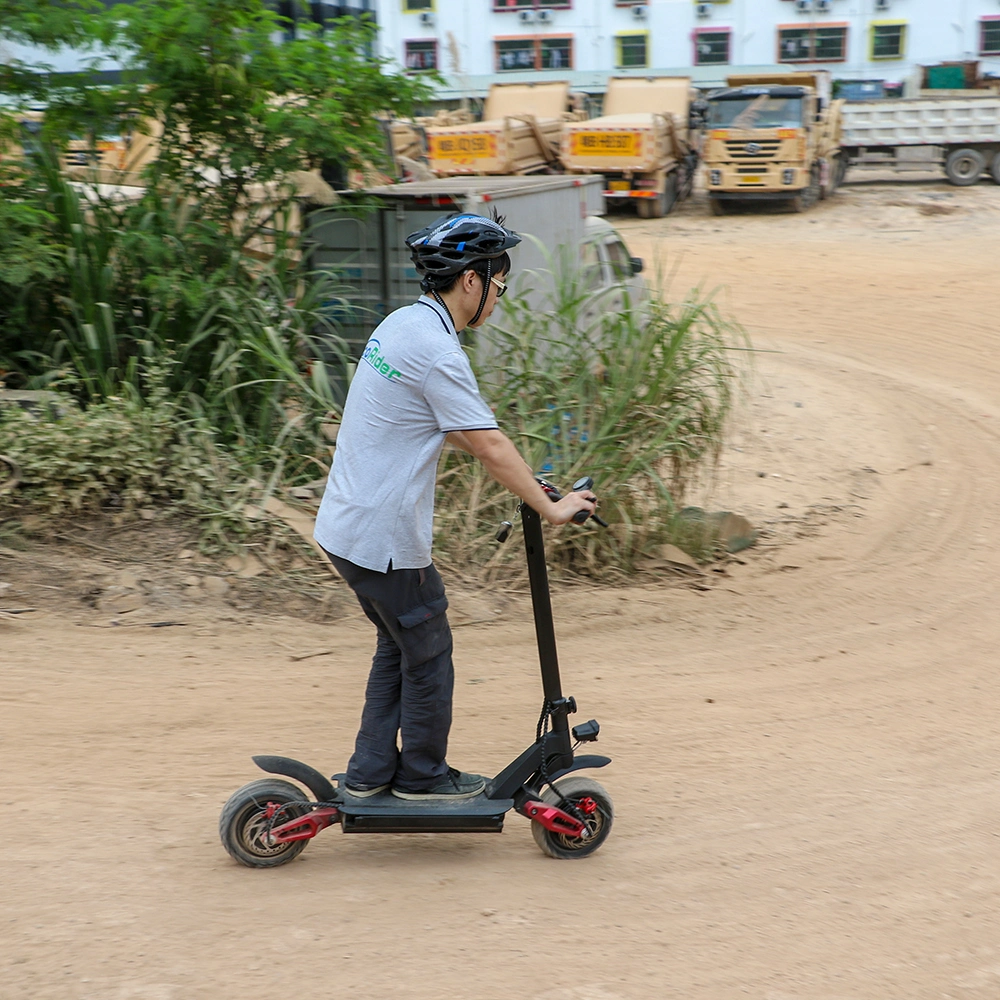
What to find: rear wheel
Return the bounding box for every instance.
[945,148,985,186]
[219,778,311,868]
[531,776,614,859]
[990,151,1000,185]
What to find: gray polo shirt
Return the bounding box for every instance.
[314,296,499,572]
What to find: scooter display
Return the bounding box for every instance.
[218,476,613,866]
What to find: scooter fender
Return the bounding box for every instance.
[545,753,612,784]
[252,754,338,803]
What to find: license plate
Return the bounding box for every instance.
[741,175,762,184]
[429,134,495,160]
[571,132,639,157]
[608,180,631,192]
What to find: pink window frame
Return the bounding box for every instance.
[692,26,732,67]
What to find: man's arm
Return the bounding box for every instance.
[450,429,596,526]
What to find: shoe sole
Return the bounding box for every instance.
[343,784,390,798]
[391,784,486,801]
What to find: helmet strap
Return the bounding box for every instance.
[431,289,456,332]
[468,259,492,329]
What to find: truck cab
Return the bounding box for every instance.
[701,72,844,214]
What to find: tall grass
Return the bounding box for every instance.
[433,260,745,580]
[0,146,351,464]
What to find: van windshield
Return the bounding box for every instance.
[708,96,804,130]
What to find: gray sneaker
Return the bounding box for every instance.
[343,781,390,798]
[392,768,486,800]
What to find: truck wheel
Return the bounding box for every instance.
[708,197,730,216]
[990,152,1000,185]
[945,148,985,186]
[790,166,821,212]
[636,192,663,219]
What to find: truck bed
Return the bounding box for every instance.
[842,98,1000,148]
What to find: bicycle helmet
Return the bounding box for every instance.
[406,213,521,327]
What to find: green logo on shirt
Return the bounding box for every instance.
[361,339,402,382]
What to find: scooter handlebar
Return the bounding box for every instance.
[534,475,607,527]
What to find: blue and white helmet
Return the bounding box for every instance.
[405,213,521,287]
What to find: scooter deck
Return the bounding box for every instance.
[333,775,514,834]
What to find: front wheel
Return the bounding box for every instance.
[219,778,311,868]
[531,776,614,859]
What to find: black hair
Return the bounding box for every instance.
[430,251,512,295]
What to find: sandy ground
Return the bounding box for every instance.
[3,175,1000,1000]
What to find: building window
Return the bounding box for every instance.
[980,18,1000,56]
[495,36,573,70]
[492,0,572,10]
[402,0,433,11]
[616,32,648,69]
[694,29,730,65]
[778,24,847,63]
[814,25,847,61]
[871,22,906,60]
[404,39,437,71]
[778,27,811,63]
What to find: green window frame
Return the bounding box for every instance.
[402,0,433,11]
[616,32,648,69]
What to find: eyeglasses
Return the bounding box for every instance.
[490,275,508,298]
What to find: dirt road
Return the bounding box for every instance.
[4,178,1000,1000]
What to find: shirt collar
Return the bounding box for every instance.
[418,294,459,339]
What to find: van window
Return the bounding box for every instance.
[604,238,632,281]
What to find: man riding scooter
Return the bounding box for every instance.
[313,212,597,801]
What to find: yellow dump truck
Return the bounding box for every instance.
[560,76,697,219]
[701,72,844,214]
[425,82,578,177]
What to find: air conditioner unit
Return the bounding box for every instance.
[815,0,831,11]
[795,0,813,12]
[874,0,890,9]
[418,11,434,27]
[696,3,713,19]
[517,9,536,24]
[632,4,649,19]
[536,9,553,23]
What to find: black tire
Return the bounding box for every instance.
[531,776,614,860]
[990,152,1000,185]
[219,778,311,868]
[636,192,662,219]
[945,147,985,186]
[789,166,821,213]
[708,197,730,216]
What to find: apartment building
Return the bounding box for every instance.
[378,0,1000,97]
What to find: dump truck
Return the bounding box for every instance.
[560,76,697,218]
[701,72,845,214]
[840,94,1000,186]
[425,82,580,177]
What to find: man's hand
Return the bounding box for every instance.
[546,490,598,526]
[454,429,598,526]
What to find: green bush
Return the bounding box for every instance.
[0,382,239,517]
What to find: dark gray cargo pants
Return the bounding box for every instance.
[327,553,454,792]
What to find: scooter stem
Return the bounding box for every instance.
[521,503,567,727]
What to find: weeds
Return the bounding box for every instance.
[434,263,746,579]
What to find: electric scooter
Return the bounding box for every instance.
[218,476,613,866]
